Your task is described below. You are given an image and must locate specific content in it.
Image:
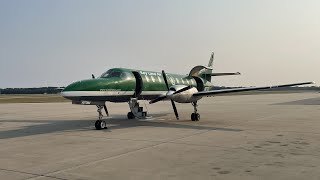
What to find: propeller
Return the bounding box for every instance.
[149,95,167,104]
[149,85,192,104]
[162,70,179,120]
[172,85,192,95]
[150,70,195,120]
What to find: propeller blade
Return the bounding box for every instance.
[173,86,192,95]
[162,70,169,90]
[104,104,109,116]
[171,100,179,120]
[160,70,179,120]
[149,95,167,104]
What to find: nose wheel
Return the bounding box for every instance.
[191,102,200,121]
[95,120,107,130]
[95,105,108,130]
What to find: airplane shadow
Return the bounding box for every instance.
[0,113,242,140]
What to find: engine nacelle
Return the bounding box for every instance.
[167,85,202,103]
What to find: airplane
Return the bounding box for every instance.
[61,52,314,130]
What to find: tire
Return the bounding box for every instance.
[191,113,196,121]
[127,112,135,119]
[196,113,200,121]
[95,120,102,130]
[95,120,107,130]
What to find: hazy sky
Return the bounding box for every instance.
[0,0,319,88]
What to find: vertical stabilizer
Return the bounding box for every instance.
[189,51,240,84]
[189,52,214,83]
[208,52,214,67]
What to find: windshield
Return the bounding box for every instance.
[100,70,132,80]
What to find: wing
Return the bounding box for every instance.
[193,82,314,97]
[211,72,241,76]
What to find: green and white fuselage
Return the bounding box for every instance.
[61,52,314,129]
[62,68,212,103]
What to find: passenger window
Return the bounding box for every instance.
[151,76,155,82]
[169,77,175,84]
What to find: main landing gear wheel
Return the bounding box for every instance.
[95,120,107,130]
[191,113,200,121]
[191,101,200,121]
[127,112,135,119]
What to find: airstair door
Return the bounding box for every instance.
[132,71,143,98]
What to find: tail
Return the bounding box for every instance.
[189,52,240,82]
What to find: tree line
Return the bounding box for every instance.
[0,87,64,94]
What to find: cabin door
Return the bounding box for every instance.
[132,71,143,98]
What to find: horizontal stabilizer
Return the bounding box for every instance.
[211,72,241,76]
[193,82,315,97]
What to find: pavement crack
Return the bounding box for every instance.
[0,168,67,180]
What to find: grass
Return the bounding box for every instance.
[0,94,70,104]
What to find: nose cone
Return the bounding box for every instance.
[62,81,84,92]
[61,79,108,100]
[61,80,85,99]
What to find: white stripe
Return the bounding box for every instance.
[61,91,167,97]
[141,91,167,95]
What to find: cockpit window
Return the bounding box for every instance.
[100,70,121,78]
[100,70,132,80]
[100,70,110,78]
[120,72,132,80]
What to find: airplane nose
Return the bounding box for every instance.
[62,81,84,92]
[61,79,113,100]
[61,81,84,99]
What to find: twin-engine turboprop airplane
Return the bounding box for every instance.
[61,53,314,130]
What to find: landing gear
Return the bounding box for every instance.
[191,102,200,121]
[95,105,108,130]
[97,105,104,120]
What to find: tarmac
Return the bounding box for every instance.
[0,93,320,180]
